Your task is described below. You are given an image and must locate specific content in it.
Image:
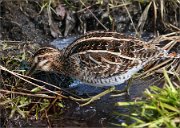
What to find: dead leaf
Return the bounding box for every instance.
[50,24,62,38]
[56,4,66,20]
[64,11,76,36]
[137,1,152,33]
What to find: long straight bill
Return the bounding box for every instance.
[26,63,38,76]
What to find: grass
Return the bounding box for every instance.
[114,69,180,128]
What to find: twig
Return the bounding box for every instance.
[121,0,139,37]
[17,71,81,98]
[41,97,58,119]
[0,89,58,99]
[79,0,108,31]
[0,65,67,98]
[135,59,173,78]
[110,2,131,9]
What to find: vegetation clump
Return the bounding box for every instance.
[0,42,66,127]
[114,69,180,127]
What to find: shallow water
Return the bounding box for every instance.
[47,35,158,127]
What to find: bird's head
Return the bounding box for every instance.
[28,47,64,75]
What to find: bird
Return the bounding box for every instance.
[28,31,175,106]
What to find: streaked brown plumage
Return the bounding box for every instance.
[30,31,171,87]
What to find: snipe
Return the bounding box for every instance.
[29,31,176,106]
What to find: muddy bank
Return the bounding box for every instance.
[1,1,179,44]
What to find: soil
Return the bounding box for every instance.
[0,1,154,43]
[0,1,53,43]
[1,1,179,43]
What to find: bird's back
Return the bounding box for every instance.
[63,32,163,87]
